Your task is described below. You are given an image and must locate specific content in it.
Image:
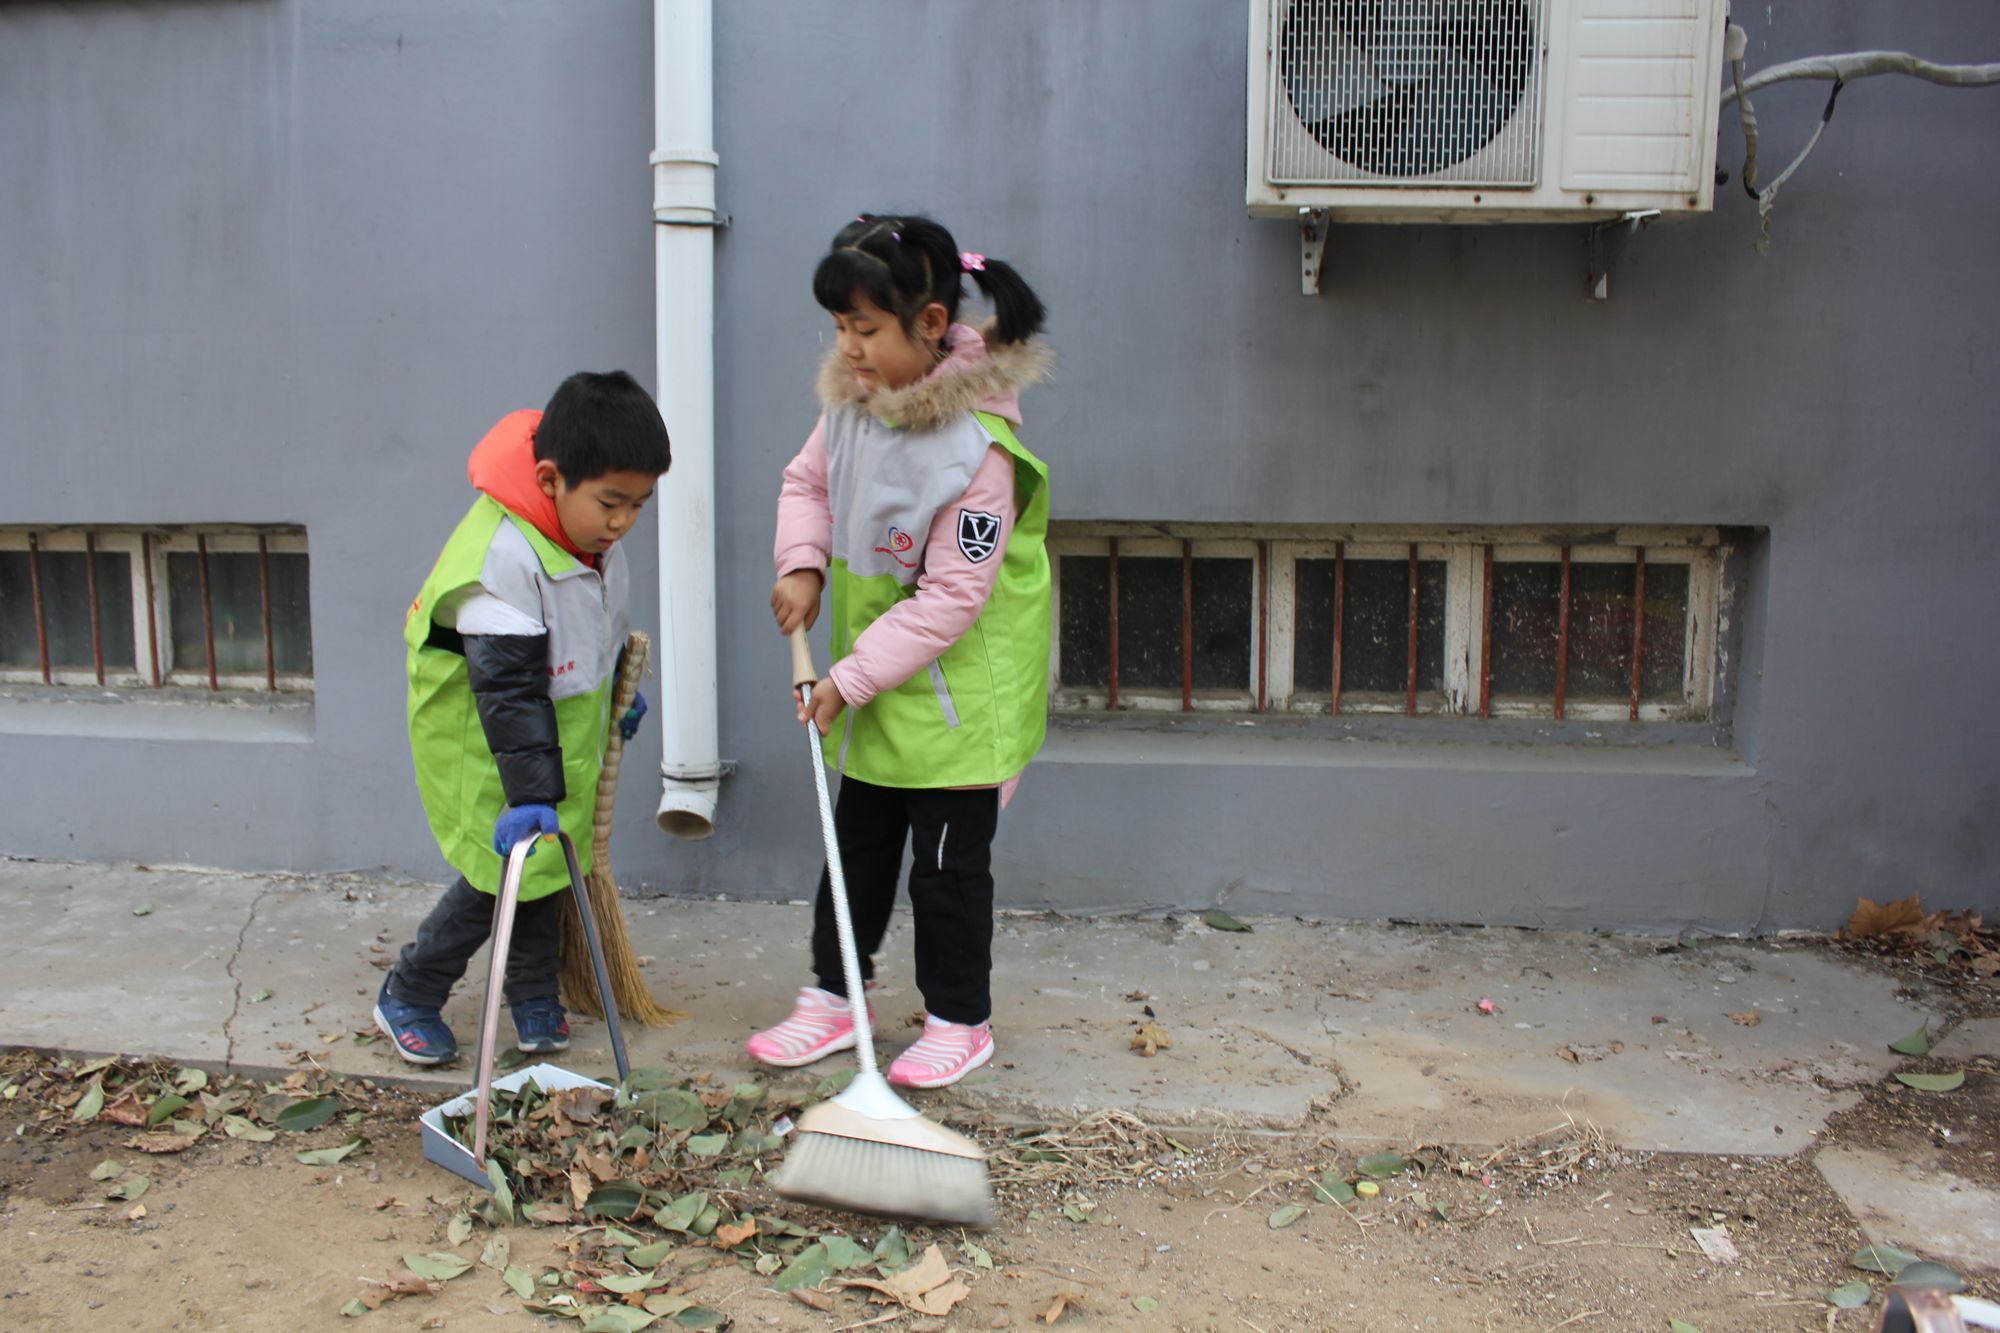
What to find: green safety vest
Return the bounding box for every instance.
[824,411,1051,787]
[404,496,622,900]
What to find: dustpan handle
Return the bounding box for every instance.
[471,830,630,1167]
[791,628,879,1077]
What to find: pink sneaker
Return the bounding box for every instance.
[887,1016,994,1089]
[745,986,864,1068]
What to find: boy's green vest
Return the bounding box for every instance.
[404,496,617,901]
[825,412,1051,787]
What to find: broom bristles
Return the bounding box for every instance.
[559,631,682,1027]
[772,1130,997,1228]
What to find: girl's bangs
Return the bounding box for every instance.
[812,248,901,319]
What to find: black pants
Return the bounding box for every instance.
[812,776,999,1026]
[388,876,564,1010]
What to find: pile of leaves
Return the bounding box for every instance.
[1835,896,1999,986]
[0,1050,395,1168]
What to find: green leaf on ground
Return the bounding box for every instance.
[73,1081,105,1123]
[960,1235,994,1270]
[579,1310,658,1333]
[1827,1280,1872,1308]
[479,1235,510,1272]
[658,1190,706,1232]
[872,1225,910,1270]
[146,1094,188,1127]
[584,1182,645,1221]
[132,904,154,917]
[248,988,273,1005]
[819,1234,869,1271]
[772,1242,832,1293]
[1268,1203,1306,1229]
[600,1226,645,1249]
[595,1270,666,1294]
[109,1175,150,1202]
[295,1137,364,1166]
[1357,1152,1408,1179]
[1894,1071,1965,1092]
[1668,1322,1703,1333]
[175,1068,208,1094]
[1133,1296,1160,1313]
[222,1114,275,1142]
[671,1309,726,1331]
[1888,1024,1931,1056]
[684,1132,727,1157]
[340,1298,369,1317]
[494,1047,528,1072]
[401,1251,473,1282]
[1203,908,1252,932]
[1854,1243,1922,1275]
[89,1158,122,1181]
[274,1096,340,1133]
[812,1069,855,1099]
[446,1208,474,1247]
[1891,1261,1965,1293]
[1312,1172,1357,1205]
[503,1264,535,1299]
[627,1239,674,1269]
[485,1158,516,1224]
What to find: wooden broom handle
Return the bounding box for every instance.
[789,626,818,690]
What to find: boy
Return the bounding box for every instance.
[375,370,671,1064]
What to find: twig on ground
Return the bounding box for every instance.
[1546,1311,1606,1330]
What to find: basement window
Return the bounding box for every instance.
[0,527,313,693]
[1050,525,1727,723]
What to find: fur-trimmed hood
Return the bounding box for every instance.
[816,321,1052,431]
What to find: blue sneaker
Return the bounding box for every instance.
[373,979,459,1065]
[511,996,570,1054]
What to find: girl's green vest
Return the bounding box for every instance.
[404,497,621,901]
[825,411,1050,787]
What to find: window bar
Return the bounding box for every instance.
[1554,544,1572,721]
[1404,542,1419,717]
[1256,539,1269,713]
[1628,547,1647,722]
[27,532,50,685]
[1479,544,1494,718]
[257,533,276,690]
[1180,538,1193,713]
[196,533,219,691]
[85,530,105,685]
[1106,538,1120,711]
[1331,540,1345,714]
[141,533,161,686]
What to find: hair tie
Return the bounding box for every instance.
[959,252,986,273]
[890,230,902,242]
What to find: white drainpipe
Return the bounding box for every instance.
[651,0,722,839]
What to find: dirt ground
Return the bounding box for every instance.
[1,950,1994,1333]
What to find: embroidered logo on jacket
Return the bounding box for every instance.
[957,509,1001,563]
[873,526,918,569]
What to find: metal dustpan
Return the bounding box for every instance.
[420,832,631,1189]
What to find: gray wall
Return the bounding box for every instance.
[3,1,1995,931]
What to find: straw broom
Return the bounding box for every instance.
[558,630,682,1026]
[768,628,996,1227]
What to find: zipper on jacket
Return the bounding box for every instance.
[927,660,961,729]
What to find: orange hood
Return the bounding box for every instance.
[465,410,588,561]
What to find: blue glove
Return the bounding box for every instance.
[619,691,647,742]
[492,804,560,857]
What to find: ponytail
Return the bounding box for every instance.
[966,257,1046,346]
[813,211,1046,346]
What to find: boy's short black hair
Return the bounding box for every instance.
[534,370,672,486]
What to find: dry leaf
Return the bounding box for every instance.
[102,1093,151,1127]
[126,1132,198,1154]
[1845,895,1925,939]
[1557,1045,1580,1063]
[358,1270,435,1310]
[1727,1011,1761,1027]
[790,1288,834,1312]
[1044,1290,1086,1324]
[125,1203,147,1221]
[714,1218,758,1247]
[1130,1023,1173,1057]
[839,1243,970,1318]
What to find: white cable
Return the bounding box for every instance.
[1723,50,2000,107]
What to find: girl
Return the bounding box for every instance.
[749,212,1053,1089]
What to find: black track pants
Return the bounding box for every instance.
[810,776,999,1026]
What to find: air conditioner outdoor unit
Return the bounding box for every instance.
[1249,0,1728,226]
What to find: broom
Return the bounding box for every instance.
[558,630,682,1027]
[768,628,996,1227]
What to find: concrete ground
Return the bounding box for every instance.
[2,856,1992,1270]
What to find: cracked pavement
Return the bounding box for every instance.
[0,857,1930,1152]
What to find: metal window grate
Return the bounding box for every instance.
[0,525,311,693]
[1266,0,1548,187]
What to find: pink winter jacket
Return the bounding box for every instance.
[775,323,1042,798]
